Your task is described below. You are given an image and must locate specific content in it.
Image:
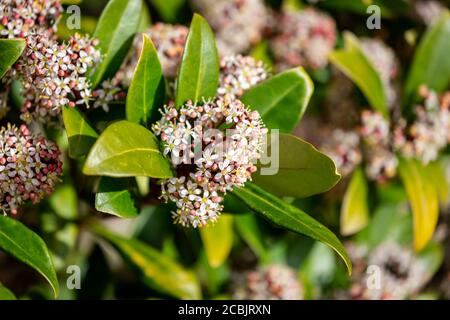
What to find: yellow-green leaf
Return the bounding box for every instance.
[83,121,173,178]
[398,158,439,251]
[200,215,234,268]
[340,168,369,236]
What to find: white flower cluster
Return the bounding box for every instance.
[0,124,62,215]
[152,95,267,227]
[350,242,428,300]
[17,33,101,123]
[360,110,398,182]
[0,0,62,39]
[394,87,450,164]
[233,264,304,300]
[321,129,362,177]
[191,0,268,55]
[119,23,188,86]
[414,0,445,26]
[270,8,336,71]
[218,55,268,98]
[361,39,399,107]
[91,79,126,112]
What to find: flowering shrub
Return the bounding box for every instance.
[0,0,449,302]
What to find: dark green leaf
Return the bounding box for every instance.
[92,225,201,299]
[62,106,99,158]
[340,168,369,236]
[233,183,352,274]
[95,177,138,218]
[0,215,58,297]
[176,14,219,106]
[0,39,25,78]
[253,134,340,198]
[90,0,143,87]
[329,32,388,118]
[404,12,450,105]
[149,0,185,22]
[200,215,234,268]
[241,68,313,132]
[126,34,165,126]
[83,120,173,178]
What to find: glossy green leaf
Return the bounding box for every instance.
[404,12,450,105]
[0,215,58,297]
[234,214,268,261]
[200,215,234,268]
[92,225,201,299]
[49,184,78,220]
[149,0,185,22]
[0,39,25,78]
[329,32,388,118]
[62,106,99,158]
[90,0,143,87]
[126,34,165,126]
[417,242,444,276]
[233,183,352,274]
[0,285,16,300]
[83,120,173,178]
[241,68,313,132]
[95,177,138,218]
[398,158,439,251]
[253,134,340,198]
[340,168,369,236]
[176,14,219,106]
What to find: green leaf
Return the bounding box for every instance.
[200,215,234,268]
[91,225,201,299]
[95,177,138,218]
[329,32,388,118]
[175,14,219,107]
[241,68,313,132]
[398,158,439,251]
[62,106,99,158]
[426,160,449,205]
[404,12,450,105]
[0,285,16,300]
[90,0,143,87]
[340,168,369,236]
[253,134,340,198]
[149,0,185,22]
[417,242,444,276]
[0,39,25,78]
[234,214,268,261]
[83,120,173,178]
[49,185,78,220]
[126,34,165,126]
[233,183,352,274]
[0,215,58,297]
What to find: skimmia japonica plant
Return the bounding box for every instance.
[0,0,449,301]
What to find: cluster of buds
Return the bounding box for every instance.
[394,87,450,164]
[233,264,304,300]
[360,110,398,182]
[349,242,428,300]
[152,95,267,227]
[118,23,188,86]
[218,55,268,98]
[414,0,445,25]
[321,129,362,177]
[0,0,62,39]
[0,124,62,215]
[191,0,268,55]
[361,39,399,107]
[269,8,336,71]
[17,33,101,123]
